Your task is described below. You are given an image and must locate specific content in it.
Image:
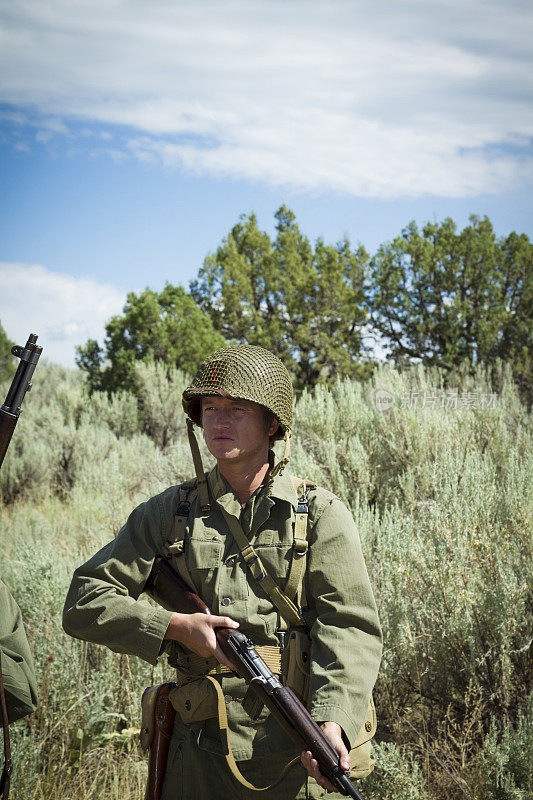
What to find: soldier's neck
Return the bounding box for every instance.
[218,456,270,506]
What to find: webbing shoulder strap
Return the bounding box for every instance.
[284,477,316,607]
[167,481,199,591]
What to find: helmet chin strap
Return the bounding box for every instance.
[186,418,211,512]
[269,430,291,479]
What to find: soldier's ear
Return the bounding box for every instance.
[268,418,279,437]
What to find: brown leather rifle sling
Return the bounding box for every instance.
[0,654,12,800]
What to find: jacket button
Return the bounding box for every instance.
[226,557,236,568]
[224,695,232,704]
[221,597,233,606]
[365,721,372,732]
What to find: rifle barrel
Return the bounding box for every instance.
[0,333,42,468]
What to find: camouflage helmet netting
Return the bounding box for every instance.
[182,344,293,436]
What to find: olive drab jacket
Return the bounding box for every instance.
[0,579,38,725]
[62,463,382,760]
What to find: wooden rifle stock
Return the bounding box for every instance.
[145,557,369,800]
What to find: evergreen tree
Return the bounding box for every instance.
[191,205,372,389]
[369,216,532,401]
[76,284,225,393]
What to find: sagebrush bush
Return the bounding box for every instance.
[0,360,530,799]
[365,742,430,800]
[472,694,533,800]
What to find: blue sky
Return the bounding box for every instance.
[1,0,532,365]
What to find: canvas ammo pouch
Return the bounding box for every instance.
[284,628,311,703]
[168,676,218,725]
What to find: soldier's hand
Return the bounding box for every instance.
[164,612,239,669]
[300,721,350,792]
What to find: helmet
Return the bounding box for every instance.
[182,344,293,439]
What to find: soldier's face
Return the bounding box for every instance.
[201,396,278,466]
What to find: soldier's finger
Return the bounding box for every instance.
[301,751,336,792]
[302,752,320,779]
[211,615,239,629]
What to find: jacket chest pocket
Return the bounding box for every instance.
[185,538,223,606]
[253,542,293,579]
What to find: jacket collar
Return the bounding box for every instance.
[206,454,299,517]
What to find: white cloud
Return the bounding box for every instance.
[0,263,126,366]
[1,0,532,198]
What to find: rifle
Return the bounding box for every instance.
[0,333,42,469]
[0,333,42,800]
[145,556,369,800]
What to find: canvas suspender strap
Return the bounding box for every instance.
[219,507,305,630]
[167,484,199,592]
[0,654,12,800]
[205,675,300,792]
[186,419,210,513]
[283,478,315,607]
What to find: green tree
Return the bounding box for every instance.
[76,284,225,393]
[369,216,532,400]
[0,320,15,382]
[191,205,372,389]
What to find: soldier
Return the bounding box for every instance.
[63,344,382,799]
[1,578,38,798]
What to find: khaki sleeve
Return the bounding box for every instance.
[62,490,175,666]
[0,580,38,724]
[305,496,382,748]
